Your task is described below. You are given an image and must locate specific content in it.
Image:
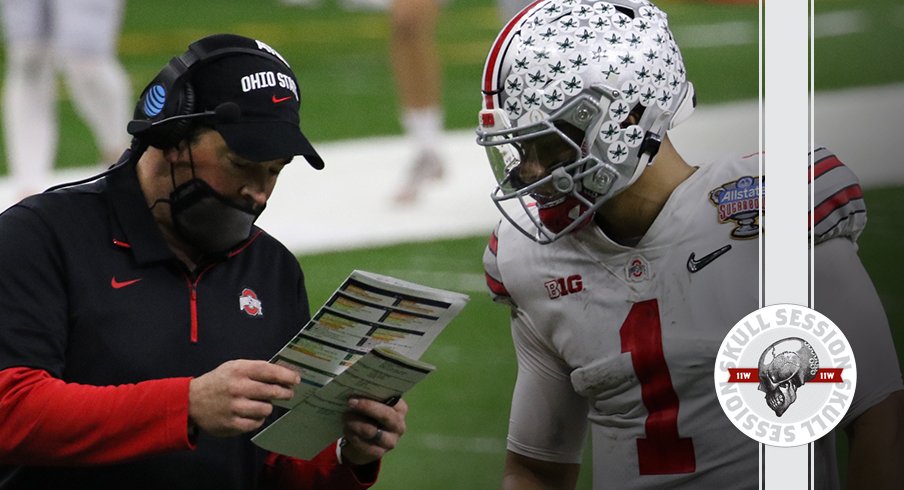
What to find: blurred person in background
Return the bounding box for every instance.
[280,0,446,204]
[1,0,132,197]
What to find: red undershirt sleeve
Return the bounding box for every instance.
[0,366,194,465]
[261,441,380,490]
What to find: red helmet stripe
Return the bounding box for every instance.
[482,0,545,109]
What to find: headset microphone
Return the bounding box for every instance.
[126,102,242,136]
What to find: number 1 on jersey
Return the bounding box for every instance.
[620,299,696,475]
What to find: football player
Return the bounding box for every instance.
[477,0,904,488]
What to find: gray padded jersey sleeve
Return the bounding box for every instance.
[814,237,903,426]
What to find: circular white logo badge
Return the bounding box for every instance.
[714,304,857,447]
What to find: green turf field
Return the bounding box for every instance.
[0,0,901,487]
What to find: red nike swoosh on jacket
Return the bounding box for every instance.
[272,95,293,103]
[111,277,142,289]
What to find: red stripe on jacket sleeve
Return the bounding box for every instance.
[811,184,864,227]
[261,442,380,490]
[0,367,193,465]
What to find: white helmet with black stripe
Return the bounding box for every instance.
[477,0,695,244]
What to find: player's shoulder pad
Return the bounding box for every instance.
[811,147,867,244]
[483,220,514,306]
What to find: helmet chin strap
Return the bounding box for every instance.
[638,132,662,166]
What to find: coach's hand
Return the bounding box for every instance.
[339,397,409,465]
[189,360,299,437]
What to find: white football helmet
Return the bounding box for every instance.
[477,0,695,243]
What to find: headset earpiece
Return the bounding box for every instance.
[129,54,197,150]
[149,82,195,149]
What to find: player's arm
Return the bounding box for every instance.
[485,225,588,490]
[844,390,904,489]
[503,451,580,490]
[810,151,904,488]
[813,238,904,489]
[502,308,588,490]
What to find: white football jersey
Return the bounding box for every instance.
[483,149,903,489]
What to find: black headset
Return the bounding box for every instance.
[44,35,287,193]
[127,33,289,149]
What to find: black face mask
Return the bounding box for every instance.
[169,178,264,254]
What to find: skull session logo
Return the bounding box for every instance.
[714,304,857,447]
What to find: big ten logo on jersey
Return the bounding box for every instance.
[544,275,583,299]
[240,71,298,100]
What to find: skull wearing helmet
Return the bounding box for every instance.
[757,338,819,417]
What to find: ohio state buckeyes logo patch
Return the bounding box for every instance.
[625,255,651,282]
[239,288,263,317]
[714,304,856,447]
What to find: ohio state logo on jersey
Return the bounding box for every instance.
[625,256,651,282]
[709,175,763,239]
[239,288,263,317]
[544,275,584,299]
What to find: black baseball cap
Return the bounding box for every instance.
[189,35,324,169]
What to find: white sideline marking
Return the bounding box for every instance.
[675,21,757,48]
[675,10,869,49]
[814,10,869,38]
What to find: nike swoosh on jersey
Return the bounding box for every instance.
[271,94,292,103]
[111,277,142,289]
[686,244,732,273]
